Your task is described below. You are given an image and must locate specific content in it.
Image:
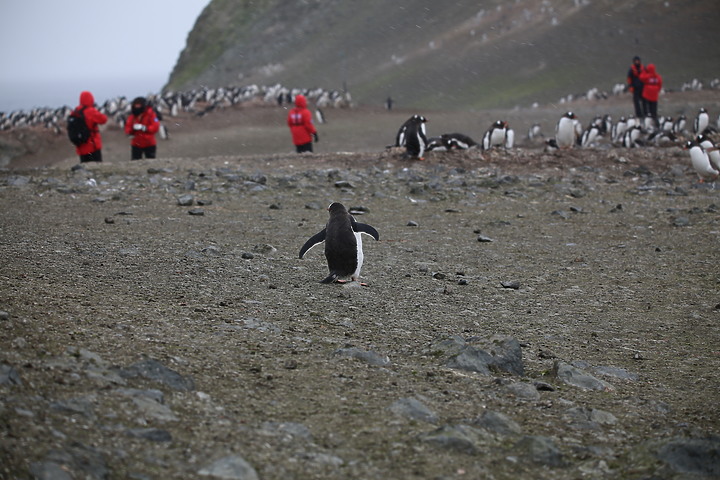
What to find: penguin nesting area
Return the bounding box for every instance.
[1,125,720,477]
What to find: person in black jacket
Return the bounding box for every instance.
[626,56,646,118]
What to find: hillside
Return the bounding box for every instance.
[166,0,720,110]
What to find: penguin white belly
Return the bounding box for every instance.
[489,129,505,148]
[353,232,364,279]
[690,146,719,179]
[556,118,575,148]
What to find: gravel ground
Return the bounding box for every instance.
[1,144,719,479]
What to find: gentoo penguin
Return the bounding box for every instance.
[612,116,627,144]
[392,115,428,159]
[555,112,577,148]
[672,115,687,134]
[697,134,720,172]
[580,123,601,148]
[482,120,508,150]
[315,108,326,124]
[443,132,478,150]
[621,125,644,148]
[527,123,543,141]
[685,140,719,183]
[299,202,380,284]
[694,107,710,134]
[544,138,559,152]
[426,136,447,151]
[505,128,515,149]
[648,129,677,147]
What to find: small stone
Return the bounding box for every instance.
[188,208,205,216]
[198,455,259,480]
[501,280,521,289]
[673,216,690,227]
[241,252,255,260]
[477,235,494,243]
[177,194,194,206]
[407,220,418,227]
[104,217,115,224]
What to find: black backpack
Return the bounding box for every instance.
[67,107,91,146]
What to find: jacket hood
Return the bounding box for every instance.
[79,91,95,107]
[646,64,656,74]
[294,94,307,108]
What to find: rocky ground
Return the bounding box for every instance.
[1,138,719,479]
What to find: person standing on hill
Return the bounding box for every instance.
[287,94,318,153]
[626,56,646,118]
[124,97,160,160]
[639,63,663,125]
[72,91,108,163]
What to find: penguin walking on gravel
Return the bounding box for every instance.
[685,140,719,185]
[299,202,380,284]
[697,134,720,172]
[555,112,577,148]
[482,120,508,150]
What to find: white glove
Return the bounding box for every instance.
[133,124,145,131]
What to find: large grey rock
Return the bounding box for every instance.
[388,397,438,424]
[514,435,565,467]
[473,410,523,436]
[447,336,524,376]
[657,436,720,476]
[120,358,195,391]
[552,361,614,391]
[420,424,494,454]
[333,347,390,366]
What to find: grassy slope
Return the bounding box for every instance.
[167,0,720,109]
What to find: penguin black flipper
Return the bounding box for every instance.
[352,221,380,241]
[299,229,327,259]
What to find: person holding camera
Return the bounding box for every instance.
[124,96,160,160]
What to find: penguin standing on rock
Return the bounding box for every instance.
[299,202,380,284]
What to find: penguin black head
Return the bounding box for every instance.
[564,112,576,119]
[327,202,348,214]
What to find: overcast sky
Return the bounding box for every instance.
[0,0,209,111]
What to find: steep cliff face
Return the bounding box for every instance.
[166,0,720,109]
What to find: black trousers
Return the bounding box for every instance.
[295,142,313,153]
[632,90,645,118]
[80,150,102,163]
[131,145,157,160]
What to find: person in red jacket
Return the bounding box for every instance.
[287,94,318,153]
[74,91,108,163]
[639,63,663,124]
[124,97,160,159]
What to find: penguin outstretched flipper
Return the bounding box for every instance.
[300,202,380,284]
[352,221,380,241]
[299,229,327,258]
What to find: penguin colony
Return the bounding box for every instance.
[0,84,352,133]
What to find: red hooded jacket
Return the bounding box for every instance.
[287,95,317,146]
[124,106,160,148]
[639,64,662,102]
[75,91,108,155]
